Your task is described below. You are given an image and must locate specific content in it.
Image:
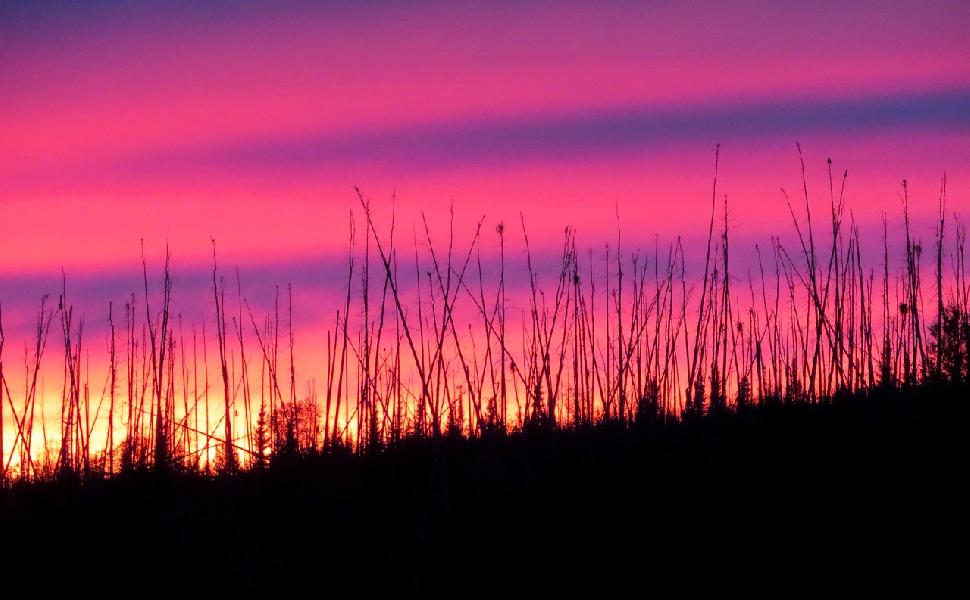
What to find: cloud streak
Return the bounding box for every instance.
[121,88,970,177]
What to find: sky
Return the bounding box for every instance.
[1,0,969,428]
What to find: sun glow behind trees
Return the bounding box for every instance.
[1,155,965,480]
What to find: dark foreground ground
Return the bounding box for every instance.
[2,386,968,597]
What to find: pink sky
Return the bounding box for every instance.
[2,0,970,464]
[1,0,968,340]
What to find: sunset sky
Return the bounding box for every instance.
[1,0,968,344]
[4,3,970,579]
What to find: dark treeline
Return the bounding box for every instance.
[0,150,967,592]
[0,382,966,595]
[0,150,966,482]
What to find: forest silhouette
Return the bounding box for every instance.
[1,149,967,594]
